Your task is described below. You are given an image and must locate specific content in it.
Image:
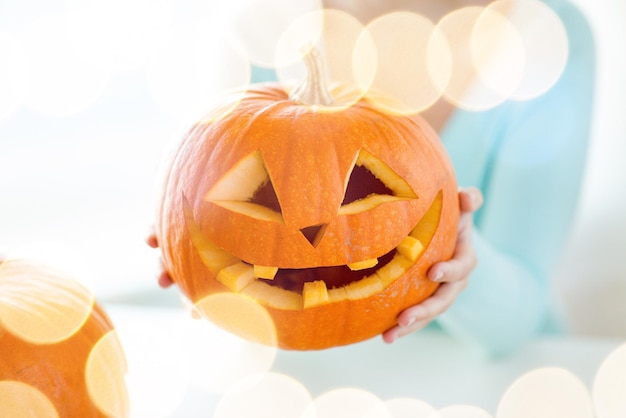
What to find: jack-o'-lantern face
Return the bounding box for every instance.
[156,84,459,350]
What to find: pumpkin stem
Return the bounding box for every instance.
[290,45,334,106]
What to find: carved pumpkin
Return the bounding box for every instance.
[0,258,128,417]
[155,53,459,350]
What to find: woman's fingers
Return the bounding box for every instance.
[158,270,174,288]
[383,281,467,343]
[459,186,483,212]
[146,232,159,249]
[428,230,476,283]
[382,318,431,343]
[383,187,483,344]
[146,228,175,288]
[156,258,174,288]
[399,281,467,326]
[427,187,482,282]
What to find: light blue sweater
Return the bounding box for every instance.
[436,0,595,356]
[250,0,595,356]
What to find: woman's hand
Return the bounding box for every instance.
[146,231,175,288]
[382,187,484,343]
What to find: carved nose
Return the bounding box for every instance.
[299,223,328,247]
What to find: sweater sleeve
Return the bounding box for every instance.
[435,0,596,357]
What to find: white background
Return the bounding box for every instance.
[551,0,626,338]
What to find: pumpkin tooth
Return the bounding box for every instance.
[347,258,379,271]
[303,280,330,308]
[240,280,302,310]
[345,275,385,300]
[374,253,414,287]
[327,286,348,303]
[216,262,255,291]
[253,265,279,280]
[396,236,425,261]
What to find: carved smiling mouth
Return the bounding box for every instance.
[260,250,397,293]
[183,191,442,311]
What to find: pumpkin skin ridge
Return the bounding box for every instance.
[182,97,446,268]
[156,82,459,350]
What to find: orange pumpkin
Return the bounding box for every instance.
[155,55,459,350]
[0,259,128,417]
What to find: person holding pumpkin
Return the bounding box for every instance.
[364,0,593,356]
[149,0,594,356]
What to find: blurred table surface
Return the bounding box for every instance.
[104,303,623,418]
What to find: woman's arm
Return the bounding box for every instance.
[383,0,595,356]
[435,1,596,356]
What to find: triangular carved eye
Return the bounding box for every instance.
[204,151,283,223]
[338,149,417,215]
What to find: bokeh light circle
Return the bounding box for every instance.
[301,387,386,418]
[15,12,110,117]
[193,292,278,347]
[231,0,322,68]
[356,11,451,115]
[214,372,312,418]
[272,8,323,67]
[178,310,277,395]
[430,405,493,418]
[487,0,569,100]
[85,330,130,418]
[275,9,374,108]
[363,397,435,418]
[0,32,26,121]
[146,27,251,122]
[593,343,626,418]
[436,6,524,111]
[0,258,95,345]
[0,381,59,418]
[497,367,594,418]
[471,7,525,100]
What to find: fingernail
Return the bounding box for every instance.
[401,316,417,327]
[431,270,444,282]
